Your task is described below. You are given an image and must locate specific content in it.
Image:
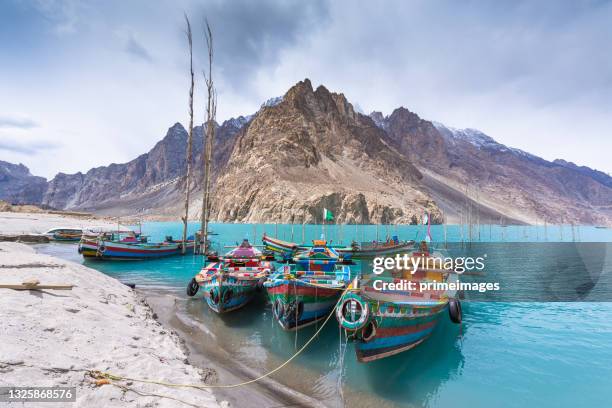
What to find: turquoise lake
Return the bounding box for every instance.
[37,223,612,407]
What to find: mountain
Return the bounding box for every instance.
[3,79,611,225]
[367,107,611,224]
[211,79,440,224]
[42,119,245,216]
[0,161,47,205]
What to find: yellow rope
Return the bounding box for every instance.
[90,285,353,390]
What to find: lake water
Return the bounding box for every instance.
[37,223,612,407]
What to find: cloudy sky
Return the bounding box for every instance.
[1,0,611,178]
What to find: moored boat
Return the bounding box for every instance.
[336,242,462,362]
[264,240,353,330]
[336,236,415,259]
[186,239,272,313]
[45,227,83,242]
[262,233,306,257]
[78,231,194,260]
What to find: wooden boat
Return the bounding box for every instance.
[336,237,415,259]
[186,239,272,313]
[263,233,411,260]
[78,231,194,260]
[336,243,462,362]
[264,240,353,330]
[262,233,306,256]
[45,227,83,242]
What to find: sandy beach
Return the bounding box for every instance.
[0,239,220,407]
[0,211,118,235]
[0,212,323,408]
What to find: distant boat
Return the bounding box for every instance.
[336,243,462,362]
[186,239,272,313]
[336,237,415,259]
[264,239,353,330]
[45,227,83,242]
[262,233,306,255]
[78,231,194,260]
[262,233,412,260]
[595,226,608,229]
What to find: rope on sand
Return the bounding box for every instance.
[90,284,354,390]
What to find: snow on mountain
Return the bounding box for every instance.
[260,96,283,109]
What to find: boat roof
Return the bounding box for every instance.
[45,227,83,233]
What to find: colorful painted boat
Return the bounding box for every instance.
[45,228,83,242]
[262,233,306,256]
[187,239,272,313]
[78,231,194,260]
[264,240,353,330]
[336,245,462,362]
[336,237,415,259]
[263,233,411,260]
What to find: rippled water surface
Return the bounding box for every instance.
[37,224,612,407]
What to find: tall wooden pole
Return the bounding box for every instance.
[200,19,216,255]
[181,15,195,255]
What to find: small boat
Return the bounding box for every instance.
[186,239,272,313]
[336,242,462,362]
[264,239,353,330]
[45,227,83,242]
[78,231,194,260]
[262,233,306,256]
[336,236,415,259]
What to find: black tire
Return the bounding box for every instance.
[284,300,304,323]
[186,278,199,297]
[449,299,462,324]
[362,320,377,342]
[273,299,285,319]
[209,289,219,304]
[222,289,233,304]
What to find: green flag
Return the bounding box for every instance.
[323,208,334,221]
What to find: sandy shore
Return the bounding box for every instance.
[0,211,118,235]
[0,242,219,407]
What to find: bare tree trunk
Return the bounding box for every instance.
[181,14,195,255]
[200,19,216,255]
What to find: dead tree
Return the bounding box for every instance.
[200,19,216,254]
[181,14,195,255]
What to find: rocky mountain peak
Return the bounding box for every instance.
[283,78,314,103]
[369,111,386,129]
[0,161,47,205]
[388,107,428,128]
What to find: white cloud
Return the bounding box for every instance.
[1,0,610,178]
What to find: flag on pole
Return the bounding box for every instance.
[323,208,334,222]
[424,212,432,242]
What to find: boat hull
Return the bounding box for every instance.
[265,279,343,330]
[78,239,195,260]
[336,241,414,259]
[354,303,446,362]
[202,274,260,313]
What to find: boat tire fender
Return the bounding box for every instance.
[186,278,199,297]
[222,289,233,304]
[273,299,285,319]
[209,289,219,305]
[283,300,303,323]
[449,299,462,324]
[336,293,369,331]
[362,320,377,342]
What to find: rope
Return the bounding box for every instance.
[90,284,353,390]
